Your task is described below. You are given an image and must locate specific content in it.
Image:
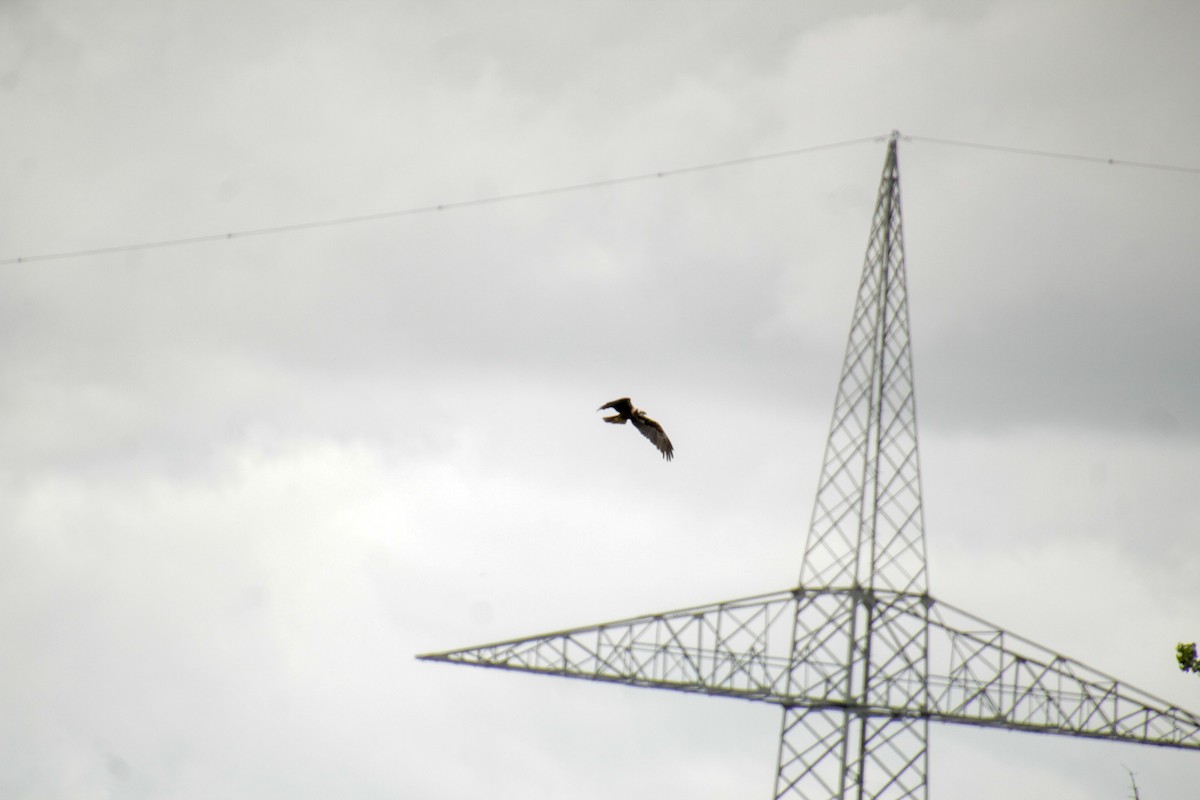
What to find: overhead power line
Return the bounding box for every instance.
[0,135,884,266]
[4,132,1198,266]
[905,134,1200,174]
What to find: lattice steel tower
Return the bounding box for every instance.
[419,133,1200,798]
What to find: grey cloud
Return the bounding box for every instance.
[3,1,1200,798]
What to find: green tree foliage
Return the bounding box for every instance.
[1177,642,1199,674]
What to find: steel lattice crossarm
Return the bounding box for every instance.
[418,589,801,702]
[925,598,1200,749]
[418,587,1200,752]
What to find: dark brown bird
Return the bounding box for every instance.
[597,397,674,460]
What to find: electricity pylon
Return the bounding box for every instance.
[418,133,1200,798]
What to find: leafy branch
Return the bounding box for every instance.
[1177,642,1199,675]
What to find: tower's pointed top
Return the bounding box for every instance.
[800,140,926,593]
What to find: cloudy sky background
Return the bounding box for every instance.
[3,1,1200,797]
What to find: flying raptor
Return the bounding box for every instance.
[597,397,674,461]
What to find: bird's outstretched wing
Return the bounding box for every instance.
[631,414,674,461]
[597,397,634,416]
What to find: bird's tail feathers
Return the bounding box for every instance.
[602,415,628,424]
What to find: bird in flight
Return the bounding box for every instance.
[597,397,674,460]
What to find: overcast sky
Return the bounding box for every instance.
[3,1,1199,798]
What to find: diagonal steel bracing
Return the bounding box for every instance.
[419,588,1200,749]
[418,132,1200,797]
[776,130,931,799]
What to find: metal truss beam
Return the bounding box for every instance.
[418,588,1200,751]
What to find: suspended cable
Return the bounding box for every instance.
[1,134,886,266]
[7,132,1197,267]
[904,134,1200,174]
